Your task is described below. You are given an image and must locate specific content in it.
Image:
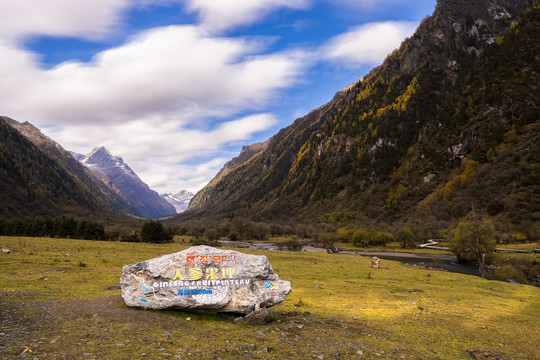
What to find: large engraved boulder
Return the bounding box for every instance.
[120,246,292,314]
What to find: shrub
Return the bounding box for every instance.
[492,255,539,285]
[396,226,415,248]
[140,220,173,244]
[373,232,393,246]
[493,265,527,284]
[352,228,376,247]
[451,211,496,278]
[203,228,219,241]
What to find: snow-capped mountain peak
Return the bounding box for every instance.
[161,190,194,213]
[80,146,137,178]
[73,146,176,218]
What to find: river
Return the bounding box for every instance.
[218,241,537,285]
[234,241,481,277]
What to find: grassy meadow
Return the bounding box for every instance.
[1,236,539,359]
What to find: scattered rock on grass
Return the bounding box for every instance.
[243,307,271,325]
[468,350,505,360]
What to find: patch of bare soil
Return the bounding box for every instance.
[1,295,370,359]
[1,295,190,359]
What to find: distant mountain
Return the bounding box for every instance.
[76,147,176,218]
[0,117,118,218]
[161,190,194,213]
[181,0,538,236]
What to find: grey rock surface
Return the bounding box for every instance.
[120,246,292,313]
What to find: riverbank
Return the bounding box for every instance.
[237,241,538,285]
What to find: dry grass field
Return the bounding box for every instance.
[1,236,539,359]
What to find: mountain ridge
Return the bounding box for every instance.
[1,116,136,217]
[75,147,176,219]
[2,116,176,219]
[0,117,117,218]
[181,0,538,237]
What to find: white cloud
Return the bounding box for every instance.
[0,22,306,193]
[47,113,278,193]
[0,26,305,126]
[0,0,130,41]
[166,158,231,193]
[184,0,310,31]
[321,21,417,67]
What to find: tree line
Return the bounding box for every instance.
[0,217,105,240]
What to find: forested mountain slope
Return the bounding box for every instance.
[183,0,538,236]
[0,118,113,217]
[2,117,136,217]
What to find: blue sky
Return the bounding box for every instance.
[0,0,436,194]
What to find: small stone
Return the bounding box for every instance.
[2,249,11,254]
[357,350,364,356]
[186,317,191,321]
[371,257,380,268]
[244,308,271,325]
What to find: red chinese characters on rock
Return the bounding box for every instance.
[186,252,237,268]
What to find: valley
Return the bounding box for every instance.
[0,1,538,359]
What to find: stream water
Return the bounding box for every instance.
[244,242,482,276]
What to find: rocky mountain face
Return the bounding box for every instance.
[1,116,176,219]
[182,0,538,234]
[76,147,176,218]
[161,190,194,213]
[2,117,135,216]
[0,117,118,218]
